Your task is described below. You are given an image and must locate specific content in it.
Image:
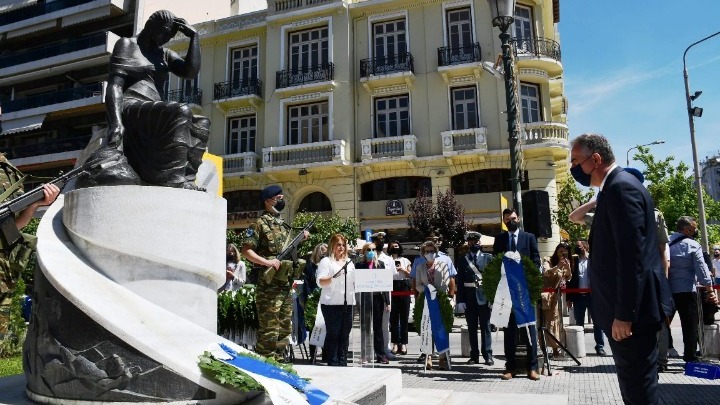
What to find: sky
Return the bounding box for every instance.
[238,1,720,171]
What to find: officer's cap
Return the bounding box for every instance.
[465,231,482,241]
[260,185,283,201]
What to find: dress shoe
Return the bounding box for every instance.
[438,358,449,370]
[485,358,495,366]
[527,370,540,381]
[465,358,479,365]
[500,371,514,380]
[391,345,399,354]
[596,348,607,356]
[399,345,408,355]
[657,364,667,373]
[416,354,426,363]
[385,352,397,361]
[376,355,389,364]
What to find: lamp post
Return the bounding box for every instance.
[683,30,720,252]
[488,0,522,222]
[626,140,665,167]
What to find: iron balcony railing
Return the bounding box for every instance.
[213,79,263,100]
[0,32,107,69]
[276,63,334,89]
[0,0,96,26]
[360,52,414,78]
[166,88,202,105]
[437,42,482,67]
[274,0,333,12]
[0,134,92,159]
[512,37,562,62]
[2,82,103,113]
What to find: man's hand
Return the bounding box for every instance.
[267,258,281,270]
[611,319,633,341]
[303,230,310,240]
[566,300,573,309]
[707,290,718,305]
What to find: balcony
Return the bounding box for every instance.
[275,63,335,96]
[223,152,260,176]
[262,139,348,173]
[437,43,483,83]
[522,122,569,153]
[1,82,105,121]
[360,135,417,166]
[166,88,202,106]
[1,0,130,38]
[0,134,91,160]
[272,0,334,12]
[360,52,415,93]
[441,127,488,161]
[512,37,563,76]
[213,79,262,112]
[0,32,119,83]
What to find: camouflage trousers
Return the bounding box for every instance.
[255,280,293,361]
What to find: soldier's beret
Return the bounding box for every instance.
[260,185,283,201]
[465,231,482,241]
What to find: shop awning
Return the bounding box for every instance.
[1,114,45,135]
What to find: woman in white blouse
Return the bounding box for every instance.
[316,233,355,367]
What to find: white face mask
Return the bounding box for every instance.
[425,252,437,262]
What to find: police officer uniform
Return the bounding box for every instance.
[456,231,494,365]
[241,185,304,361]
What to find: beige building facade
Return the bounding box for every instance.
[167,0,570,256]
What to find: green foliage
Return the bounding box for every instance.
[481,254,542,305]
[198,350,301,393]
[555,180,593,243]
[412,290,454,333]
[634,146,720,245]
[217,285,258,336]
[0,278,27,357]
[226,229,243,248]
[20,217,40,286]
[303,289,321,330]
[0,354,22,376]
[408,188,468,249]
[292,212,359,257]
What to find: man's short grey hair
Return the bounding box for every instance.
[571,133,616,164]
[675,216,696,232]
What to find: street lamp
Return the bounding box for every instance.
[626,140,665,167]
[487,0,523,222]
[683,30,720,252]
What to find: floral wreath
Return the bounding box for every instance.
[481,253,543,305]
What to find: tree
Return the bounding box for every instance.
[291,212,359,257]
[555,180,594,243]
[408,188,468,250]
[634,146,720,246]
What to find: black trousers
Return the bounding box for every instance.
[360,293,386,358]
[390,294,411,345]
[321,304,353,366]
[503,312,538,372]
[671,291,700,362]
[463,288,492,361]
[607,326,660,405]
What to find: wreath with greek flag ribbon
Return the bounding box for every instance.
[481,253,542,305]
[412,289,454,333]
[198,351,303,392]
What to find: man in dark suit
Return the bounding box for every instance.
[493,208,541,380]
[570,133,671,405]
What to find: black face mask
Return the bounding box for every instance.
[714,252,720,258]
[574,246,585,255]
[388,247,400,255]
[273,199,286,212]
[692,230,699,240]
[505,221,519,232]
[374,243,384,253]
[470,245,481,253]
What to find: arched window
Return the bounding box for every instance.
[451,169,529,195]
[298,192,332,212]
[360,177,431,201]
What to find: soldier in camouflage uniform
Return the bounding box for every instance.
[240,185,308,361]
[0,154,60,340]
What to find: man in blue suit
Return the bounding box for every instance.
[570,133,671,405]
[493,208,541,380]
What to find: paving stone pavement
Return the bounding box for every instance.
[293,313,720,405]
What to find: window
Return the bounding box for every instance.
[451,86,479,130]
[361,177,431,201]
[225,190,262,213]
[373,19,407,59]
[451,170,529,195]
[287,101,329,145]
[298,192,332,212]
[230,45,258,84]
[520,82,541,123]
[514,4,534,41]
[289,27,329,73]
[446,7,473,49]
[227,115,256,154]
[374,95,410,138]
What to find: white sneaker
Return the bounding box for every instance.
[668,348,680,358]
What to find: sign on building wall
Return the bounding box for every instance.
[386,200,404,216]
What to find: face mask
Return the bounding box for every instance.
[273,199,286,212]
[505,221,519,232]
[425,252,437,262]
[570,163,593,187]
[715,252,720,258]
[470,245,481,253]
[691,230,699,239]
[365,250,376,260]
[388,247,400,255]
[574,246,585,255]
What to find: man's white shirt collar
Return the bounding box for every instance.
[599,163,619,191]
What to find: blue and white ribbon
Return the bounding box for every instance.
[419,285,450,354]
[490,252,536,328]
[208,342,330,405]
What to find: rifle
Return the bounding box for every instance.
[0,157,119,253]
[263,215,318,283]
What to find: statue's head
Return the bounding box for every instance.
[143,10,177,46]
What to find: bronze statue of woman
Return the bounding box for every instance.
[99,10,209,189]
